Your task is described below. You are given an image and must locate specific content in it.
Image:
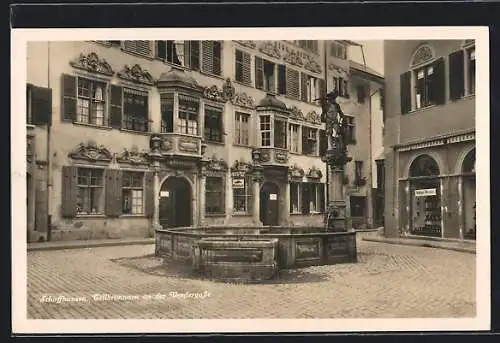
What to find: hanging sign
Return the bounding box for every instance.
[415,188,436,197]
[232,178,245,189]
[269,193,277,200]
[160,191,170,197]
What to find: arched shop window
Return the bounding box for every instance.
[462,148,476,240]
[410,154,440,177]
[462,148,476,174]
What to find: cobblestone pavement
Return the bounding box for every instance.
[27,240,475,319]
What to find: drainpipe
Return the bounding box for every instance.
[324,40,329,209]
[46,42,52,241]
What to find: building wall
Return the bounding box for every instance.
[27,40,337,241]
[383,39,475,238]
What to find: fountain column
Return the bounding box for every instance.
[252,167,263,226]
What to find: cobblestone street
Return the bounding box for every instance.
[27,240,476,319]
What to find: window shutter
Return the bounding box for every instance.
[319,129,327,156]
[235,49,243,82]
[156,41,166,59]
[213,41,222,76]
[105,169,122,217]
[318,78,326,99]
[343,80,349,98]
[61,74,77,122]
[144,171,155,218]
[278,64,287,95]
[400,71,412,114]
[449,50,465,100]
[31,85,53,126]
[433,57,446,105]
[61,165,77,218]
[301,183,310,214]
[189,41,200,70]
[202,41,214,74]
[300,72,308,102]
[109,85,123,129]
[242,51,251,85]
[255,56,264,89]
[286,68,300,99]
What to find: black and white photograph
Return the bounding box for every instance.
[11,27,490,333]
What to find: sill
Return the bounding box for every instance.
[73,122,113,130]
[205,213,226,218]
[76,214,106,218]
[120,48,154,60]
[234,80,253,89]
[120,214,147,218]
[290,212,303,216]
[407,104,438,115]
[172,132,202,139]
[120,128,150,136]
[204,140,225,146]
[199,70,224,80]
[232,212,252,217]
[289,151,301,156]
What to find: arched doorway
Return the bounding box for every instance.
[462,149,476,240]
[408,154,442,237]
[260,182,280,226]
[159,177,192,228]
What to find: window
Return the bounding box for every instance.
[467,47,475,95]
[76,168,104,215]
[345,116,355,144]
[306,75,320,102]
[233,175,252,213]
[76,77,106,126]
[289,124,300,153]
[298,40,319,53]
[290,182,301,213]
[357,85,367,104]
[302,127,317,155]
[260,115,271,147]
[160,93,174,133]
[206,177,225,214]
[204,106,223,143]
[330,42,346,59]
[277,65,300,99]
[235,49,251,85]
[355,160,365,186]
[123,41,152,57]
[333,77,349,98]
[274,119,287,149]
[350,196,366,217]
[301,183,325,214]
[178,96,199,135]
[156,41,200,70]
[319,129,327,156]
[234,112,250,146]
[123,89,149,132]
[255,57,276,93]
[122,171,144,214]
[414,64,436,109]
[202,41,222,76]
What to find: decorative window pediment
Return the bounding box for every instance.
[116,147,149,165]
[118,64,155,85]
[231,92,256,109]
[283,50,304,67]
[304,58,322,74]
[203,85,225,102]
[236,40,257,49]
[207,155,228,172]
[69,141,113,162]
[289,106,305,121]
[307,166,323,179]
[70,52,114,76]
[259,41,281,59]
[411,44,435,67]
[289,164,305,179]
[230,159,252,178]
[305,110,321,125]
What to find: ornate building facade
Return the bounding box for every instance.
[384,40,476,240]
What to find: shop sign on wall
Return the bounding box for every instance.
[232,178,245,189]
[269,193,278,200]
[415,188,437,197]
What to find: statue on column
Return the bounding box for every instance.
[320,90,347,157]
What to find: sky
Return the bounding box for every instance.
[349,40,384,75]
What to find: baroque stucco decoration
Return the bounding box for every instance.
[231,92,256,109]
[149,134,173,154]
[222,78,235,101]
[118,64,155,85]
[304,58,322,74]
[289,164,305,179]
[178,138,199,154]
[231,159,253,174]
[207,155,228,172]
[235,40,257,49]
[70,52,114,76]
[307,166,323,179]
[274,150,289,164]
[69,141,113,162]
[251,148,271,164]
[116,148,149,165]
[411,45,434,67]
[306,110,322,125]
[289,106,305,121]
[259,41,281,59]
[203,85,225,102]
[283,50,304,67]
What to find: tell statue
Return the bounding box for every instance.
[320,90,347,155]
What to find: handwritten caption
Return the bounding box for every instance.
[40,291,211,304]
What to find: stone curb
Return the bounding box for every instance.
[27,238,155,252]
[362,237,476,254]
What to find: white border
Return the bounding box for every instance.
[11,26,490,334]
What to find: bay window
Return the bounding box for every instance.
[260,115,271,147]
[160,93,174,133]
[177,96,199,135]
[274,119,287,149]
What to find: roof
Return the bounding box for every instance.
[349,60,384,84]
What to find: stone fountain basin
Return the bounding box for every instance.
[155,226,357,282]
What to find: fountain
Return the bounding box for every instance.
[155,90,357,283]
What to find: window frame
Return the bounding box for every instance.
[260,115,272,147]
[344,115,356,144]
[204,104,224,143]
[288,123,301,154]
[290,182,301,214]
[177,95,200,136]
[76,76,108,127]
[76,167,105,215]
[301,126,318,156]
[122,88,149,133]
[205,176,226,215]
[155,40,201,71]
[234,111,251,146]
[465,45,476,96]
[121,170,145,215]
[232,174,253,215]
[273,117,288,149]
